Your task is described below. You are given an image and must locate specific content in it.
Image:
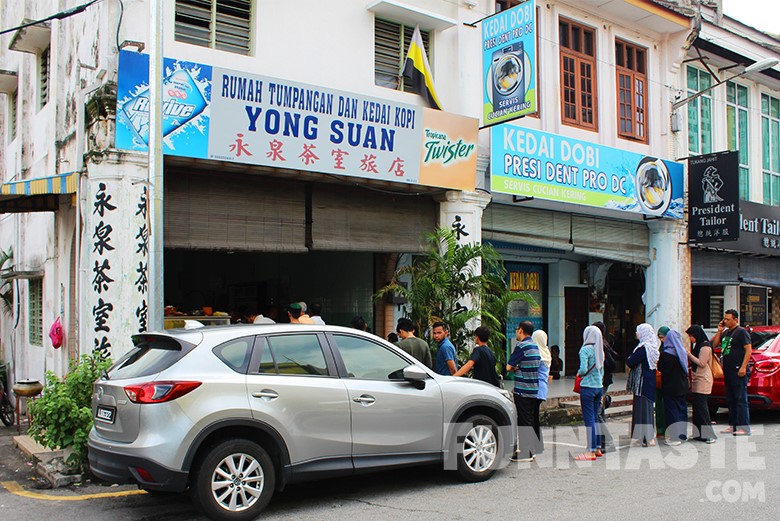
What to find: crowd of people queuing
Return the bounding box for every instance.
[393,309,752,463]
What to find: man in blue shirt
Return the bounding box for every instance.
[506,321,541,462]
[432,321,458,376]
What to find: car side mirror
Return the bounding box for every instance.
[403,365,428,390]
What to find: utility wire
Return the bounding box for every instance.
[0,0,102,36]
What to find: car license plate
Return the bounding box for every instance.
[95,405,116,424]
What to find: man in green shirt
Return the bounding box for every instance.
[396,318,432,369]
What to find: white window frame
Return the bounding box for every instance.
[762,92,780,206]
[174,0,253,55]
[374,18,431,93]
[726,80,749,200]
[687,66,713,156]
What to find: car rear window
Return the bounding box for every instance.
[107,336,194,380]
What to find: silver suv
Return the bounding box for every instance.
[88,324,516,521]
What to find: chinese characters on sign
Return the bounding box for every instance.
[687,151,740,243]
[91,183,115,358]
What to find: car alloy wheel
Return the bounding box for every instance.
[193,439,275,521]
[454,414,501,482]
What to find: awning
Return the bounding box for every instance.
[0,172,78,213]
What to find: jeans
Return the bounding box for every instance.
[724,371,751,432]
[580,386,603,452]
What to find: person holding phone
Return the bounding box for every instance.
[711,310,752,436]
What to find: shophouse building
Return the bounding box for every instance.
[3,0,749,385]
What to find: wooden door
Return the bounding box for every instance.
[564,287,588,377]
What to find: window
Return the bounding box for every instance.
[615,40,647,142]
[214,337,254,373]
[264,335,328,376]
[559,18,597,130]
[8,90,17,141]
[495,0,521,11]
[375,19,431,93]
[727,81,750,199]
[687,66,713,155]
[334,334,409,380]
[762,93,780,206]
[39,47,49,108]
[28,279,43,346]
[174,0,252,55]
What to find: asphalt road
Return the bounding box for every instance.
[1,411,778,521]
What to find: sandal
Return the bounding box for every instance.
[573,453,597,461]
[595,449,603,457]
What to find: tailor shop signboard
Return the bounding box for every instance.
[728,200,780,256]
[115,51,477,191]
[687,151,740,243]
[482,0,537,125]
[490,125,684,218]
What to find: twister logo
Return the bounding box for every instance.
[116,51,211,158]
[422,129,475,165]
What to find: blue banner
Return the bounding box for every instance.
[482,0,536,125]
[491,125,684,218]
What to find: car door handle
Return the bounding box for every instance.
[352,394,376,405]
[251,390,279,400]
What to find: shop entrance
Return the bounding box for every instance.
[604,263,645,371]
[564,287,588,376]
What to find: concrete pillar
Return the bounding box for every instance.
[724,285,739,316]
[435,190,492,340]
[645,219,688,331]
[82,151,149,360]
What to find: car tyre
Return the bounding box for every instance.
[452,414,501,482]
[192,439,275,521]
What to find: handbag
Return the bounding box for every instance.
[626,366,643,396]
[573,364,595,394]
[709,354,724,379]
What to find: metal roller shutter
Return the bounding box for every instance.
[164,171,307,252]
[311,185,435,252]
[691,250,740,285]
[482,204,574,251]
[739,256,780,288]
[571,215,650,266]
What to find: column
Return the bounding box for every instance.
[645,219,688,331]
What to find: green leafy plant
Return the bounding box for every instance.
[28,353,113,472]
[0,247,13,313]
[375,227,534,367]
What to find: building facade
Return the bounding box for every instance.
[3,0,755,385]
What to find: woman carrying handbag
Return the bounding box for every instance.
[686,324,717,443]
[626,323,659,447]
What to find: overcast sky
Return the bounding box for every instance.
[722,0,780,34]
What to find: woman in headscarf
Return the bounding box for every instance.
[655,326,669,439]
[593,321,617,452]
[626,323,659,446]
[532,330,551,455]
[686,325,717,443]
[657,328,690,445]
[574,325,604,460]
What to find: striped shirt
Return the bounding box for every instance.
[508,338,541,398]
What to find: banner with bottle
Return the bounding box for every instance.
[115,51,477,191]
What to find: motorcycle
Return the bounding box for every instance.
[0,363,14,427]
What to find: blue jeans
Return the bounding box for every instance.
[724,371,751,432]
[580,386,603,451]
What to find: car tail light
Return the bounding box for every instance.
[754,360,780,374]
[124,381,202,403]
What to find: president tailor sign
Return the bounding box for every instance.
[688,151,740,243]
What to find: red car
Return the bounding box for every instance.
[709,326,780,414]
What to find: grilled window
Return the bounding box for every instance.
[374,18,430,93]
[29,278,43,346]
[559,18,597,130]
[39,47,49,108]
[615,40,647,143]
[9,90,17,141]
[762,93,780,206]
[727,81,750,200]
[687,66,713,156]
[175,0,252,55]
